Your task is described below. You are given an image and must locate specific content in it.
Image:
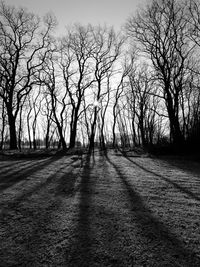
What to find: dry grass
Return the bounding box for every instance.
[0,150,200,266]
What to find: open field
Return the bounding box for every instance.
[0,150,200,266]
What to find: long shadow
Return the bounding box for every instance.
[66,152,93,266]
[0,163,78,266]
[0,155,86,266]
[0,155,65,192]
[0,160,39,176]
[106,154,200,266]
[1,156,80,210]
[54,157,82,197]
[0,160,27,170]
[159,156,200,177]
[55,170,79,197]
[122,154,200,202]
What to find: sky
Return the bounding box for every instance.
[5,0,147,34]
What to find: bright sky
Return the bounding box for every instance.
[5,0,147,33]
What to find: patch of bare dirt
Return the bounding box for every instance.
[0,150,200,266]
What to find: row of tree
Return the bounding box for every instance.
[1,0,200,152]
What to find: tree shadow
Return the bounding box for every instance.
[54,157,82,197]
[0,156,83,266]
[105,154,200,266]
[21,154,93,265]
[0,160,39,176]
[0,156,81,210]
[0,155,65,192]
[0,160,27,170]
[123,155,200,202]
[158,155,200,178]
[66,152,93,266]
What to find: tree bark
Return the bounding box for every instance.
[8,113,18,150]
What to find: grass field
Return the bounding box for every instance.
[0,150,200,266]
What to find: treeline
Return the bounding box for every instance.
[1,0,200,152]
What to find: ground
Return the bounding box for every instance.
[0,149,200,266]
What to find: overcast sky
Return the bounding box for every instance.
[5,0,147,33]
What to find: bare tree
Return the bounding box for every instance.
[40,92,54,149]
[31,88,42,150]
[128,65,158,147]
[188,0,200,47]
[112,56,133,148]
[0,98,6,149]
[60,24,95,149]
[126,0,194,147]
[89,26,123,151]
[26,95,33,149]
[17,96,27,150]
[0,1,56,149]
[42,47,67,150]
[98,72,111,150]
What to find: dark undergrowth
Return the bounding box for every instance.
[0,147,89,160]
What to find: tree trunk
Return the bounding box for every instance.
[89,131,95,152]
[166,96,184,147]
[45,120,50,149]
[69,128,77,148]
[100,123,106,150]
[57,124,67,150]
[8,114,18,150]
[112,114,117,148]
[0,101,6,150]
[139,118,146,147]
[52,104,67,150]
[69,116,78,149]
[170,116,184,147]
[89,107,97,152]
